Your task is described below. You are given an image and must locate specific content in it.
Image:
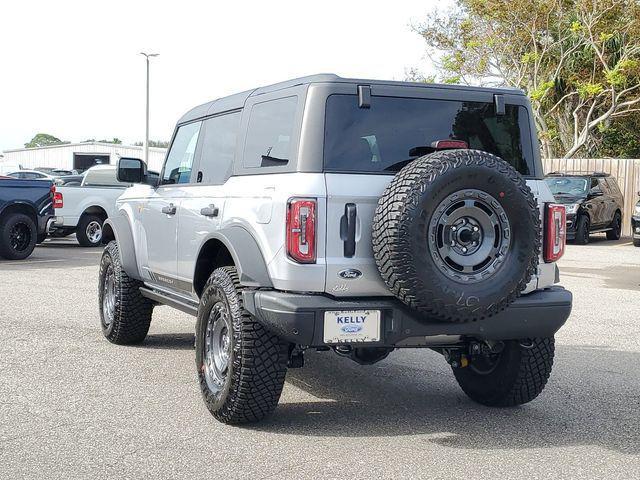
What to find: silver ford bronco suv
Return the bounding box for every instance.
[98,74,572,424]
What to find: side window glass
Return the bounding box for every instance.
[244,96,297,168]
[598,178,609,194]
[162,121,202,185]
[590,177,601,193]
[199,111,241,184]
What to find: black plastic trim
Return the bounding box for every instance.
[242,286,572,346]
[140,287,198,316]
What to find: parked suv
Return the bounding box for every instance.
[98,74,572,424]
[545,172,623,244]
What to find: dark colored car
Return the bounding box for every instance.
[545,172,623,244]
[632,195,640,247]
[0,178,56,259]
[55,173,86,186]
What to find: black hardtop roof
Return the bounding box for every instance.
[177,73,525,124]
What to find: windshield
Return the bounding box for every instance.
[323,94,534,175]
[545,177,588,196]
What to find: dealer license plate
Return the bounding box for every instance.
[323,310,381,344]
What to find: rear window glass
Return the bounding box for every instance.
[323,94,534,175]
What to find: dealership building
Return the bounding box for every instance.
[0,142,167,174]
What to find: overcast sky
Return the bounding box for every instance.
[0,0,446,152]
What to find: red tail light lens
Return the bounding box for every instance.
[53,187,63,209]
[286,198,316,264]
[544,204,566,262]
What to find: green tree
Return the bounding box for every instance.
[24,133,69,148]
[133,140,169,148]
[413,0,640,158]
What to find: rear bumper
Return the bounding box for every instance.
[242,286,572,347]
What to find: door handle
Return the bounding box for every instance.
[340,203,357,257]
[200,204,219,217]
[161,204,177,215]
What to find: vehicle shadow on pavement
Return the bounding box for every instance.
[136,333,195,350]
[252,346,640,455]
[560,264,640,291]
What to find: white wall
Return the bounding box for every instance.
[0,143,167,173]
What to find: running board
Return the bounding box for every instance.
[590,227,612,233]
[139,287,198,316]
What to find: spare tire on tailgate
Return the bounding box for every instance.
[372,149,540,323]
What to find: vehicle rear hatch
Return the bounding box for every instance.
[322,90,540,296]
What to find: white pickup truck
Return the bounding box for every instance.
[51,165,139,246]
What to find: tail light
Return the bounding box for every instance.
[544,204,566,262]
[286,198,316,263]
[52,186,63,209]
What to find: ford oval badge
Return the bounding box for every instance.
[338,269,362,280]
[341,324,363,333]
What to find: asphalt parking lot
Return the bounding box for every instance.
[1,236,639,479]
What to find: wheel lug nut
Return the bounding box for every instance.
[473,226,479,231]
[462,247,467,253]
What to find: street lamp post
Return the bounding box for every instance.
[140,52,159,166]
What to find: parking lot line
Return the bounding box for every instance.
[0,259,66,265]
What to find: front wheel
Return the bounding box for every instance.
[98,241,153,344]
[195,267,289,424]
[452,337,555,407]
[606,211,622,240]
[574,215,590,245]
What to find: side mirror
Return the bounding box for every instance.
[117,157,147,184]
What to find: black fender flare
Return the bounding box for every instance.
[203,226,273,288]
[101,213,142,281]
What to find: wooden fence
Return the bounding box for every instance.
[542,158,640,236]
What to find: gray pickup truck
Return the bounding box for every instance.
[97,74,572,424]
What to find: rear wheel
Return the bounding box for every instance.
[574,215,590,245]
[606,211,622,240]
[453,337,555,406]
[195,267,289,424]
[77,214,104,247]
[0,213,37,260]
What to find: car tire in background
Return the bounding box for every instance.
[372,149,540,323]
[634,239,640,247]
[0,213,37,260]
[77,214,104,247]
[98,241,154,344]
[574,215,590,245]
[452,337,555,407]
[195,266,289,424]
[606,211,622,240]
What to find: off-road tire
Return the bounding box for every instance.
[77,214,104,247]
[0,213,37,260]
[606,211,622,240]
[372,149,540,323]
[574,215,590,245]
[195,267,289,424]
[453,337,555,406]
[634,238,640,247]
[98,241,153,344]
